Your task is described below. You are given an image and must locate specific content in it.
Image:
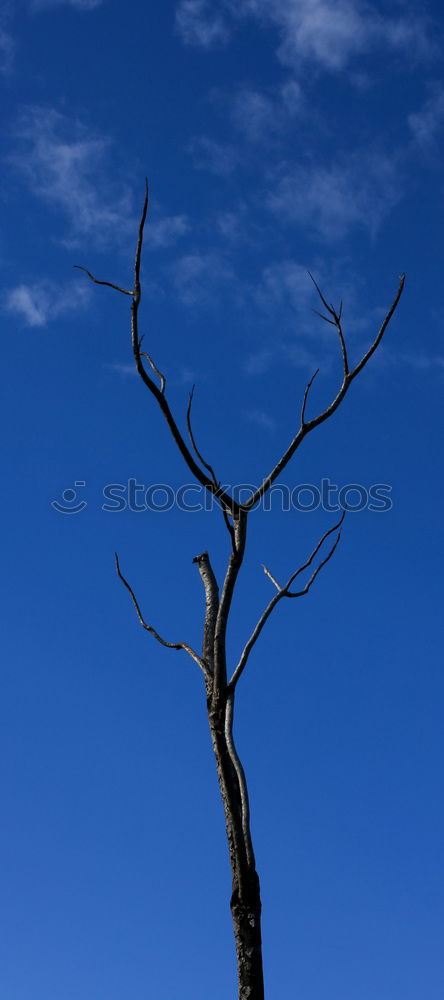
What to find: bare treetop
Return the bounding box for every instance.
[77,183,404,1000]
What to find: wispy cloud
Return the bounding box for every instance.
[147,215,190,248]
[105,362,138,378]
[246,408,277,431]
[245,256,391,376]
[256,259,314,315]
[378,348,444,374]
[11,106,134,249]
[11,106,188,251]
[169,250,236,306]
[231,90,277,143]
[267,149,401,240]
[176,0,432,72]
[408,87,444,152]
[175,0,228,47]
[231,82,303,143]
[106,361,198,385]
[247,0,431,73]
[215,205,248,242]
[3,278,91,327]
[245,342,322,376]
[188,135,240,176]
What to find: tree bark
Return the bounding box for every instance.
[208,700,264,1000]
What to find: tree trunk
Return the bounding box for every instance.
[208,703,265,1000]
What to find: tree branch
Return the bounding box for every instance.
[140,350,166,394]
[301,367,320,426]
[309,272,349,376]
[115,552,208,677]
[213,511,248,705]
[187,386,236,546]
[244,275,405,510]
[225,690,255,868]
[73,265,133,297]
[228,511,345,688]
[76,181,240,520]
[193,550,219,674]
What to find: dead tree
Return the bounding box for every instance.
[76,182,404,1000]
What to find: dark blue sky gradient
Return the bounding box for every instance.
[1,1,443,997]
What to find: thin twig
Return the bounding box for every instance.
[284,509,346,592]
[187,386,236,547]
[244,275,405,511]
[286,525,343,598]
[140,351,166,393]
[115,552,208,677]
[228,512,345,688]
[309,272,349,376]
[73,265,133,297]
[77,182,240,517]
[186,385,219,485]
[301,368,320,426]
[351,274,405,378]
[262,564,281,591]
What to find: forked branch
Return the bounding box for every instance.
[115,552,208,677]
[76,184,403,526]
[228,511,346,688]
[76,182,239,520]
[309,272,349,376]
[187,386,236,546]
[244,275,405,510]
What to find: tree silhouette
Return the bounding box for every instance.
[76,182,404,1000]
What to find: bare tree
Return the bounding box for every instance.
[76,182,404,1000]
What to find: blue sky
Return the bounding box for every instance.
[1,1,443,997]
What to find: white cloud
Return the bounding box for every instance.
[147,215,190,248]
[267,150,401,240]
[256,259,313,314]
[175,0,228,46]
[230,84,303,142]
[264,0,431,72]
[280,79,303,114]
[176,0,431,71]
[244,349,272,375]
[408,88,444,151]
[3,278,91,327]
[232,89,277,143]
[245,342,322,376]
[11,106,188,251]
[105,362,138,377]
[170,251,236,305]
[188,135,239,175]
[246,408,277,431]
[378,348,444,373]
[215,206,248,242]
[245,256,389,376]
[12,106,134,249]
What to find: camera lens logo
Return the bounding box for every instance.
[51,481,87,514]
